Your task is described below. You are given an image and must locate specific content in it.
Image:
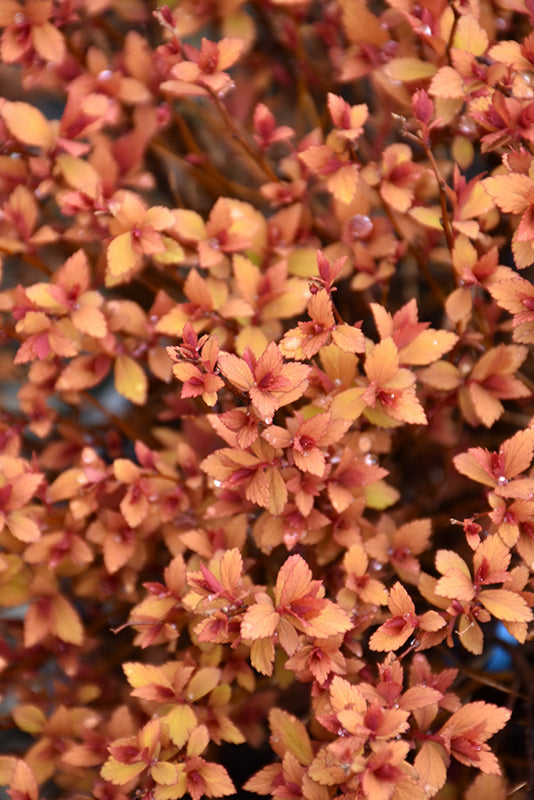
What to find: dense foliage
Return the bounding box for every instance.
[1,1,534,799]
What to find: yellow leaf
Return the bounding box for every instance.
[101,758,145,785]
[115,354,148,405]
[173,209,207,242]
[287,248,318,278]
[165,705,197,748]
[151,761,180,786]
[106,232,138,282]
[51,594,84,645]
[384,57,437,82]
[328,164,359,204]
[12,705,46,734]
[269,709,313,766]
[453,14,489,56]
[187,668,221,701]
[409,206,444,230]
[365,480,400,509]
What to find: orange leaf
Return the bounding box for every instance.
[2,102,55,149]
[331,324,365,353]
[249,638,275,676]
[440,701,511,741]
[398,330,458,365]
[430,66,464,98]
[196,762,236,798]
[414,741,448,797]
[484,174,533,214]
[479,589,533,622]
[501,428,534,478]
[275,554,314,607]
[241,594,279,640]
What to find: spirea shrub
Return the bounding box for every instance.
[1,1,534,799]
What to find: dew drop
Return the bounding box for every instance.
[98,69,113,81]
[213,479,222,487]
[497,476,508,486]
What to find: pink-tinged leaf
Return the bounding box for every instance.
[7,760,39,800]
[275,555,314,606]
[412,89,434,125]
[453,449,496,487]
